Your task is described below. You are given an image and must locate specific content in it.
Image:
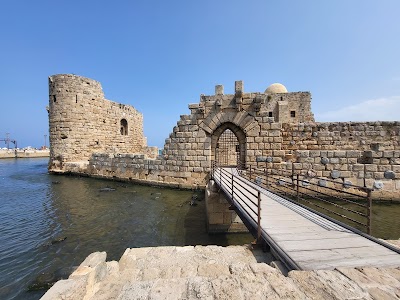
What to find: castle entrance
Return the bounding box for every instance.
[211,122,246,168]
[216,129,239,166]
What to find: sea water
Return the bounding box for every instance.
[0,158,251,299]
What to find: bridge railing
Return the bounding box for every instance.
[236,162,373,235]
[211,162,262,241]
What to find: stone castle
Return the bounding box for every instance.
[48,74,157,171]
[48,74,400,200]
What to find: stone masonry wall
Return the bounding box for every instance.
[51,78,400,199]
[277,122,400,199]
[48,74,151,171]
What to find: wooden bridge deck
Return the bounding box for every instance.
[213,167,400,270]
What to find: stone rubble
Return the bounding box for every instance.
[42,245,400,300]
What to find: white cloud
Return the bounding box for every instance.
[315,96,400,122]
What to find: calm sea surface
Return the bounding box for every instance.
[0,158,252,300]
[1,158,400,299]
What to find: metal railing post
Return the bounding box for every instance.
[257,190,262,241]
[291,163,295,187]
[265,161,268,188]
[249,165,252,181]
[296,174,300,202]
[367,190,372,235]
[231,172,234,200]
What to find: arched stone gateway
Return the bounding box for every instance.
[48,76,400,201]
[211,122,246,167]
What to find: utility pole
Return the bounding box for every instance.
[6,133,10,149]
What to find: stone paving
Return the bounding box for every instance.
[42,244,400,299]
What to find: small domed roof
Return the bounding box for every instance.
[265,83,288,94]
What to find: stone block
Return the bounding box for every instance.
[295,150,309,158]
[208,212,224,225]
[223,212,232,223]
[268,130,281,137]
[270,123,281,130]
[293,163,302,170]
[309,150,321,157]
[346,150,361,158]
[273,150,285,157]
[396,180,400,190]
[330,158,339,164]
[333,150,346,157]
[383,150,395,158]
[352,164,364,171]
[313,164,325,171]
[392,165,400,172]
[364,150,382,158]
[41,278,87,300]
[377,165,392,172]
[365,164,378,172]
[80,251,107,268]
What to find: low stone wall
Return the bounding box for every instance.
[61,152,208,189]
[42,245,400,300]
[276,149,400,200]
[282,121,400,151]
[57,148,400,200]
[0,150,50,159]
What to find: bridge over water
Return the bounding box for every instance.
[211,165,400,271]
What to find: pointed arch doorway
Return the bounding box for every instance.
[211,122,246,168]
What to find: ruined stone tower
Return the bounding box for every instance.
[48,74,146,171]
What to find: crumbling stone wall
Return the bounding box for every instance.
[70,80,314,188]
[48,74,153,171]
[50,77,400,199]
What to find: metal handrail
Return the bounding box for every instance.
[211,161,262,242]
[238,162,373,234]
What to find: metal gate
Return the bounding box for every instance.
[215,129,239,166]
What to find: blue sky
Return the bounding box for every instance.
[1,1,399,148]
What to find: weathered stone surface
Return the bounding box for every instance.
[49,75,400,199]
[43,246,400,300]
[41,277,88,300]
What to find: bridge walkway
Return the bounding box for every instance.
[212,167,400,271]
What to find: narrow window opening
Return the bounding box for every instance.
[120,119,128,135]
[53,95,57,102]
[290,111,296,118]
[280,96,283,101]
[268,111,273,117]
[76,95,78,103]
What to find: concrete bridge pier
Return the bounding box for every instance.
[205,180,248,233]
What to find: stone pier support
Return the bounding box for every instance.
[205,180,248,233]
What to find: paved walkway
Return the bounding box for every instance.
[213,167,400,270]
